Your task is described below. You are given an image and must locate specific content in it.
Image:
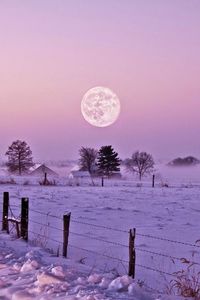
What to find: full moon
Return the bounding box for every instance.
[81,86,120,127]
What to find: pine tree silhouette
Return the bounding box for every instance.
[5,140,34,175]
[97,145,120,177]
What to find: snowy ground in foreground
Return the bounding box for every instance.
[0,164,200,293]
[0,232,163,300]
[0,181,200,292]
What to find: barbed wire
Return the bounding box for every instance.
[5,203,200,255]
[137,233,200,248]
[72,218,199,250]
[29,219,63,232]
[68,245,175,293]
[2,194,200,289]
[135,246,200,265]
[8,204,20,220]
[29,208,62,220]
[8,204,20,208]
[70,231,128,248]
[136,263,175,277]
[5,201,200,250]
[28,229,62,245]
[8,214,63,234]
[71,218,128,234]
[69,244,129,264]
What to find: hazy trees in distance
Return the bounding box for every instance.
[5,140,34,175]
[79,147,98,174]
[97,145,120,177]
[125,151,154,180]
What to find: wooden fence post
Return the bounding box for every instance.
[21,198,29,241]
[128,228,136,278]
[152,174,155,188]
[2,192,9,232]
[63,213,71,257]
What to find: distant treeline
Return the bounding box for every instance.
[168,156,200,167]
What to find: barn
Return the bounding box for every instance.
[30,164,58,177]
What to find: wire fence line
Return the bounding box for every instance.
[136,263,175,277]
[69,230,129,248]
[4,200,200,251]
[3,201,200,250]
[29,207,63,220]
[6,204,200,269]
[69,244,129,264]
[71,218,128,234]
[137,232,200,248]
[135,247,200,265]
[4,199,200,250]
[1,192,200,294]
[29,219,63,232]
[28,229,62,246]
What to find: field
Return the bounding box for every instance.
[1,165,200,292]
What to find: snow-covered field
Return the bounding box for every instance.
[0,232,154,300]
[0,165,200,298]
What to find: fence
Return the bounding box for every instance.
[1,191,200,293]
[2,172,200,189]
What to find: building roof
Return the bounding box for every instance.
[30,164,58,177]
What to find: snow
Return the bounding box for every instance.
[0,164,200,298]
[0,232,161,300]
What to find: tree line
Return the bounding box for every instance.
[2,140,155,180]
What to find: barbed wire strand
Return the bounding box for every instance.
[8,204,20,208]
[135,247,200,265]
[68,245,176,289]
[70,231,128,248]
[70,218,200,250]
[8,205,20,221]
[6,203,200,249]
[29,208,62,220]
[71,218,128,234]
[137,233,200,248]
[69,244,129,264]
[28,230,62,245]
[136,263,175,277]
[29,219,63,232]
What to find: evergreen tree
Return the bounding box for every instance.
[97,145,120,177]
[5,140,34,175]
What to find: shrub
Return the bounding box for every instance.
[39,179,57,186]
[167,262,200,298]
[0,177,16,185]
[23,180,30,185]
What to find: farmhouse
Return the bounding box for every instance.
[30,164,58,177]
[69,170,91,179]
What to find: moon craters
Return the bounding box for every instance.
[81,87,120,127]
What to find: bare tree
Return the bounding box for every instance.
[79,147,98,174]
[5,140,34,175]
[125,151,154,180]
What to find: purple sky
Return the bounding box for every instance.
[0,1,200,161]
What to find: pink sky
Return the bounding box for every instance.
[0,1,200,161]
